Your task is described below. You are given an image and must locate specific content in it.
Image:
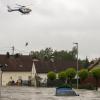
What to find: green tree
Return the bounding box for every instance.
[30,47,78,61]
[41,47,53,60]
[81,57,90,69]
[58,71,66,81]
[47,71,56,80]
[53,50,77,61]
[30,47,53,61]
[78,69,88,81]
[30,51,40,59]
[69,46,77,60]
[91,67,100,91]
[65,68,76,86]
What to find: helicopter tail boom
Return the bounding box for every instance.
[7,5,12,12]
[7,5,18,12]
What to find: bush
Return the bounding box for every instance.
[65,68,76,87]
[58,71,66,81]
[58,83,71,88]
[47,71,56,80]
[91,67,100,79]
[66,68,76,79]
[78,69,88,80]
[91,67,100,90]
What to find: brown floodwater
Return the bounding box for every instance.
[0,86,100,100]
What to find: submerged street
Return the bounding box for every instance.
[0,87,100,100]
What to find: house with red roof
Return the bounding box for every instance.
[0,54,82,86]
[0,54,36,86]
[33,60,82,85]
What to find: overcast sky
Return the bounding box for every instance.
[0,0,100,60]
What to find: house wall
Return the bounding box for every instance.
[37,73,47,83]
[31,62,37,86]
[2,72,32,86]
[38,73,47,79]
[37,73,47,85]
[37,73,59,80]
[38,73,59,79]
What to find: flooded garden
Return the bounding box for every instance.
[0,86,100,100]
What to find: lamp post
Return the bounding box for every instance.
[73,42,79,89]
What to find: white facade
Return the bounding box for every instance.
[2,72,32,86]
[38,73,47,80]
[2,62,37,86]
[31,61,37,86]
[37,73,47,84]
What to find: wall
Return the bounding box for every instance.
[31,62,37,86]
[37,73,47,83]
[81,76,100,87]
[2,72,32,86]
[38,73,47,79]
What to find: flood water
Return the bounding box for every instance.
[0,86,100,100]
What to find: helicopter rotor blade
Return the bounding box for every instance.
[16,3,32,7]
[16,4,25,7]
[25,4,32,6]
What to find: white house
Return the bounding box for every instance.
[33,60,82,85]
[0,54,82,86]
[0,54,36,86]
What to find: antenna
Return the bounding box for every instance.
[12,46,15,55]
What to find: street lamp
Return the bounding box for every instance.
[73,42,79,89]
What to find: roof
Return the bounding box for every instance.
[88,58,100,71]
[34,60,82,73]
[0,55,33,72]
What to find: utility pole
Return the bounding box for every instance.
[0,68,1,98]
[12,46,15,55]
[73,42,79,89]
[0,64,3,98]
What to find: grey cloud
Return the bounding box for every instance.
[0,0,100,59]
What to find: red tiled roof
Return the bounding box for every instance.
[0,55,33,72]
[88,58,100,71]
[34,60,82,73]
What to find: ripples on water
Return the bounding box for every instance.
[0,87,100,100]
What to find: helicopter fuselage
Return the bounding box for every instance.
[19,7,31,14]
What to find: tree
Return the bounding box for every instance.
[30,51,40,59]
[30,47,53,61]
[47,71,56,80]
[58,71,66,81]
[30,47,78,61]
[53,50,77,61]
[91,67,100,91]
[40,47,53,60]
[69,46,77,60]
[65,68,76,86]
[6,52,10,58]
[78,69,88,81]
[81,57,90,69]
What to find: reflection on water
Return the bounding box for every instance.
[0,87,100,100]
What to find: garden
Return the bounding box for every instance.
[47,67,100,91]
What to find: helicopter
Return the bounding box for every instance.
[7,4,32,14]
